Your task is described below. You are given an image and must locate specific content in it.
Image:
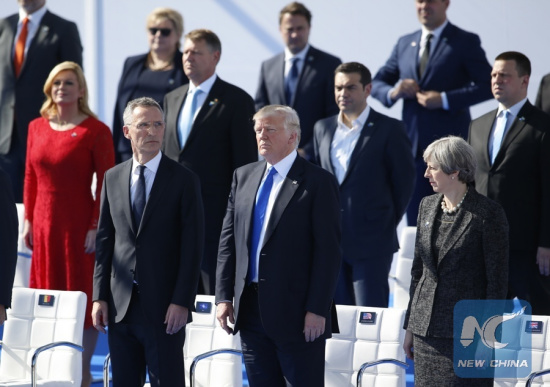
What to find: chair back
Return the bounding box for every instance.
[13,203,31,288]
[392,227,416,309]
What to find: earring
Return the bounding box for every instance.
[451,176,455,180]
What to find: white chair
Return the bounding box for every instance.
[13,203,32,288]
[325,305,408,387]
[391,227,416,309]
[0,287,86,386]
[105,295,242,387]
[493,314,550,387]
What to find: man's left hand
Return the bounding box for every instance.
[304,311,325,342]
[416,90,443,109]
[165,304,188,335]
[537,247,550,276]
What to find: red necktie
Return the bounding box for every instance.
[14,17,29,77]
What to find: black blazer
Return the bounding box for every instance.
[0,168,18,308]
[313,109,415,259]
[404,190,509,337]
[216,156,342,342]
[112,51,188,163]
[255,46,341,158]
[163,77,258,276]
[468,101,550,252]
[0,11,82,156]
[93,154,204,324]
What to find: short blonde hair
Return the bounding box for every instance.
[147,8,184,48]
[40,61,97,120]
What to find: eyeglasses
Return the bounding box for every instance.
[131,121,165,131]
[149,28,172,37]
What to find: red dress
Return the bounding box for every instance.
[24,117,114,328]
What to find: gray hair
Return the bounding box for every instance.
[423,136,477,184]
[123,97,165,126]
[253,105,301,148]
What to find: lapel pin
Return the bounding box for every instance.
[209,98,219,106]
[411,41,417,47]
[308,55,314,62]
[519,116,525,121]
[71,132,77,137]
[425,221,430,227]
[292,180,297,185]
[367,122,374,127]
[168,78,174,85]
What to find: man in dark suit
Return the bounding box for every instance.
[92,97,204,386]
[0,167,18,326]
[163,29,257,295]
[468,51,550,315]
[371,0,492,225]
[535,72,550,115]
[0,0,82,201]
[314,62,415,307]
[216,105,342,386]
[255,2,341,160]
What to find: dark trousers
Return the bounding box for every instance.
[238,285,326,387]
[508,250,550,315]
[334,254,393,307]
[0,127,24,203]
[108,286,186,387]
[407,157,433,226]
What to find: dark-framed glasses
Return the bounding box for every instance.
[149,28,172,37]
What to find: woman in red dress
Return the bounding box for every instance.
[23,61,114,387]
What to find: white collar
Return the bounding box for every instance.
[498,97,528,118]
[267,150,297,179]
[189,73,217,94]
[19,4,47,23]
[338,105,371,130]
[132,151,162,174]
[284,44,310,62]
[421,19,448,40]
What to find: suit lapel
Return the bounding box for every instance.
[245,163,269,252]
[494,102,532,166]
[422,24,451,81]
[294,47,316,106]
[262,157,303,247]
[136,155,172,235]
[118,160,136,235]
[183,78,225,151]
[420,195,439,272]
[23,12,52,72]
[408,31,422,83]
[341,109,379,185]
[275,54,286,105]
[480,110,497,169]
[437,194,473,267]
[165,84,188,154]
[318,117,337,176]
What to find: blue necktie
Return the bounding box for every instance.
[285,58,299,105]
[133,165,146,227]
[490,110,509,164]
[248,167,277,283]
[177,88,203,148]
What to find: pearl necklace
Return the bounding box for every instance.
[441,188,468,214]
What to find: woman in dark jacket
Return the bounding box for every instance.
[404,135,509,386]
[112,7,188,163]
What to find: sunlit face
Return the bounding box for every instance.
[123,106,165,161]
[334,72,370,117]
[491,59,529,109]
[147,18,179,55]
[255,114,297,165]
[182,38,220,86]
[279,13,310,54]
[18,0,45,14]
[416,0,449,30]
[424,160,455,194]
[51,70,84,107]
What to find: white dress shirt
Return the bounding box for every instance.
[490,97,527,154]
[130,151,162,205]
[250,150,297,282]
[330,106,370,184]
[13,5,47,59]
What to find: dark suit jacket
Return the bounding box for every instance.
[0,168,18,308]
[163,77,258,278]
[535,73,550,115]
[0,11,82,156]
[404,190,509,337]
[216,156,342,342]
[112,51,188,163]
[255,46,341,158]
[313,109,415,259]
[93,154,204,324]
[468,101,550,252]
[371,22,492,155]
